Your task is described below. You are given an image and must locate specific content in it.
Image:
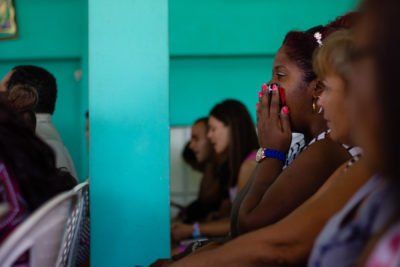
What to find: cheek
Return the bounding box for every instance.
[330,91,346,117]
[199,139,207,152]
[284,88,311,130]
[285,89,304,111]
[217,129,230,151]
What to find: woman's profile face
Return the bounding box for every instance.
[269,46,315,132]
[207,116,230,155]
[318,73,351,144]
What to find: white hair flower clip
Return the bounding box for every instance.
[314,32,323,47]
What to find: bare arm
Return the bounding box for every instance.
[237,159,257,190]
[172,217,231,242]
[237,138,351,235]
[171,159,371,267]
[199,217,231,237]
[230,168,257,236]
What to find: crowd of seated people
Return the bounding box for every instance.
[2,0,399,266]
[173,118,223,225]
[152,0,400,266]
[0,66,87,266]
[170,100,259,252]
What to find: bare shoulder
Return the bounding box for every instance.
[310,161,348,200]
[237,159,257,190]
[286,138,351,173]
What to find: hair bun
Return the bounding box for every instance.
[8,84,38,113]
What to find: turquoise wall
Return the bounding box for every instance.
[0,1,359,265]
[0,0,88,180]
[169,0,357,126]
[89,0,170,266]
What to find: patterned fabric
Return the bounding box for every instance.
[366,221,400,267]
[0,163,30,266]
[289,130,330,165]
[285,133,306,168]
[304,130,361,156]
[307,130,331,147]
[345,146,363,158]
[344,153,362,172]
[308,176,399,267]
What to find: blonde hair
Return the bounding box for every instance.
[313,29,354,83]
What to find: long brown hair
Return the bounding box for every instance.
[0,101,76,211]
[210,99,259,187]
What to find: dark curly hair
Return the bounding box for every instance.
[6,84,38,132]
[6,65,57,114]
[283,12,359,83]
[0,101,76,211]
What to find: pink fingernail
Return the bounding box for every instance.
[261,84,267,91]
[282,106,289,114]
[259,92,263,98]
[272,84,278,91]
[256,103,260,109]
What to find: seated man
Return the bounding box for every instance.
[174,117,229,227]
[1,65,78,179]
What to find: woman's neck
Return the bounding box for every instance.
[303,115,329,144]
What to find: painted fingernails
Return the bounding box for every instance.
[272,84,278,91]
[261,83,268,91]
[259,91,263,98]
[256,103,260,109]
[282,106,289,114]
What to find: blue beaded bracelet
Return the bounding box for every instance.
[256,148,287,163]
[192,222,201,238]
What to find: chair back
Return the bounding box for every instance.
[58,181,89,267]
[0,190,79,267]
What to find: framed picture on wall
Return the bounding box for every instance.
[0,0,17,40]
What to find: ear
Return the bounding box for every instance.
[311,80,324,98]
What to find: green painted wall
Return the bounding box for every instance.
[89,0,170,266]
[169,0,358,126]
[0,0,88,180]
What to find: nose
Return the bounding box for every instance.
[207,131,212,140]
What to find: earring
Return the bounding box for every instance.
[312,98,317,113]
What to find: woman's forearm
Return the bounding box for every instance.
[171,226,303,267]
[237,141,350,235]
[237,159,283,232]
[199,217,230,237]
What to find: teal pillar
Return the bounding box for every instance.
[89,0,170,266]
[80,0,89,180]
